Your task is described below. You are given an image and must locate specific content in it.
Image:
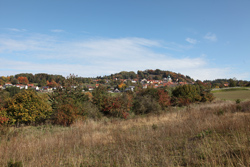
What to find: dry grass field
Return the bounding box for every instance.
[1,100,250,166]
[213,89,250,101]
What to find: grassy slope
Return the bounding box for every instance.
[212,88,250,101]
[1,100,250,166]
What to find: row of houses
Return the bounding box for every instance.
[0,83,49,91]
[0,75,191,93]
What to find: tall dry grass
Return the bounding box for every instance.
[0,100,250,166]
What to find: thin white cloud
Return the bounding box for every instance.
[186,38,198,44]
[0,33,245,80]
[50,29,64,33]
[1,57,247,81]
[204,32,217,42]
[0,37,55,53]
[7,28,26,32]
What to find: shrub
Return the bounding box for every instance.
[7,159,23,167]
[214,109,224,116]
[52,102,79,126]
[136,88,171,109]
[240,101,250,112]
[50,95,87,126]
[4,90,52,125]
[0,108,9,126]
[133,95,161,115]
[80,101,102,120]
[49,75,91,126]
[178,97,191,106]
[172,84,215,104]
[172,84,201,102]
[157,89,171,108]
[236,105,242,112]
[100,94,132,118]
[236,99,241,104]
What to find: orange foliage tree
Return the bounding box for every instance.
[47,79,58,87]
[0,108,9,126]
[17,77,29,84]
[101,93,132,118]
[118,82,126,90]
[157,89,171,108]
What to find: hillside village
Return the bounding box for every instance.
[0,74,190,93]
[1,69,249,93]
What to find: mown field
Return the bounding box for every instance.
[1,100,250,167]
[212,88,250,101]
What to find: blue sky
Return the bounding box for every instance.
[0,0,250,80]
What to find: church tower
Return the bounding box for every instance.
[167,75,172,82]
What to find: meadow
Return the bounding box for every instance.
[1,99,250,166]
[212,88,250,101]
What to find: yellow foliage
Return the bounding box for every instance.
[118,83,126,89]
[85,92,93,101]
[5,90,52,125]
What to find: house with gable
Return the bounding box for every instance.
[16,84,28,89]
[142,84,148,89]
[28,84,34,87]
[125,86,135,92]
[3,83,13,89]
[31,86,40,91]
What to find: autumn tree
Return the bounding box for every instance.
[49,74,91,126]
[100,93,133,118]
[157,89,171,108]
[0,90,10,126]
[4,90,52,125]
[0,79,4,86]
[118,82,126,90]
[135,88,171,109]
[1,76,8,83]
[17,77,29,84]
[47,79,58,87]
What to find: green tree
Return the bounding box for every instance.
[133,95,161,115]
[11,78,19,85]
[172,84,201,102]
[229,79,236,87]
[38,79,47,87]
[92,85,108,112]
[5,87,21,97]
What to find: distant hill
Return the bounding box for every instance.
[99,69,194,83]
[1,70,195,86]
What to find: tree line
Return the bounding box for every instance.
[0,75,214,127]
[0,73,65,87]
[1,70,249,89]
